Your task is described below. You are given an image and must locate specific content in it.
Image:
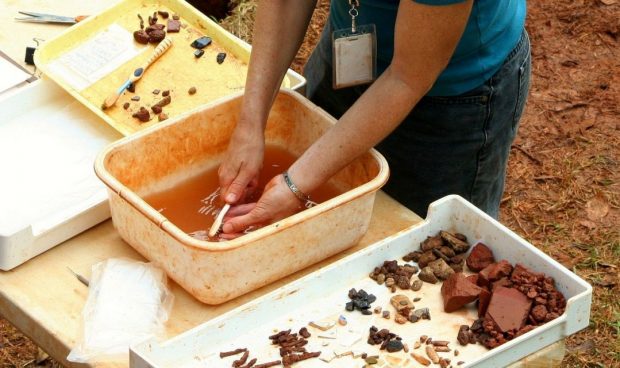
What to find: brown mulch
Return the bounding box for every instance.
[1,0,618,367]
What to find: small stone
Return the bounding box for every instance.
[420,335,428,343]
[403,343,409,353]
[376,273,386,285]
[418,267,438,284]
[132,107,150,122]
[131,96,140,101]
[127,82,136,93]
[188,86,197,95]
[374,306,382,314]
[395,315,407,324]
[172,14,180,20]
[440,230,470,253]
[158,112,168,121]
[194,49,205,58]
[411,279,423,291]
[413,297,421,302]
[133,30,149,44]
[390,294,414,312]
[413,308,431,321]
[365,356,378,364]
[162,90,170,97]
[411,353,431,366]
[157,10,169,18]
[123,102,130,110]
[152,89,160,95]
[428,258,455,280]
[147,29,166,43]
[454,349,460,356]
[338,315,347,326]
[417,251,437,268]
[151,105,162,114]
[216,52,227,64]
[421,235,444,251]
[167,19,181,32]
[385,277,395,287]
[531,304,548,322]
[382,310,390,319]
[361,309,372,315]
[386,340,404,353]
[414,341,421,349]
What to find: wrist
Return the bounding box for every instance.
[282,171,316,208]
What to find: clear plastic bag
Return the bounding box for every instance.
[67,258,174,363]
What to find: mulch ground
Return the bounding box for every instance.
[1,0,617,366]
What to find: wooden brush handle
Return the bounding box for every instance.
[145,38,173,69]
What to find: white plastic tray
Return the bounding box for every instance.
[130,195,592,368]
[0,78,121,270]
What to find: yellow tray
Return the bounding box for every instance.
[35,0,305,136]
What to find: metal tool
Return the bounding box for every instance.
[15,11,88,25]
[67,267,90,287]
[101,38,173,110]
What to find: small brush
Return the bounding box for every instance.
[209,203,231,237]
[101,38,173,110]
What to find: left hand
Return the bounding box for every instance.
[220,174,302,238]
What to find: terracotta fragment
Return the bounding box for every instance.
[466,242,495,271]
[477,288,492,317]
[485,286,532,333]
[441,273,483,312]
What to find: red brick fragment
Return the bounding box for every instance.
[491,277,513,292]
[441,273,483,312]
[466,242,495,272]
[488,260,513,281]
[478,288,492,317]
[467,274,479,285]
[485,286,532,333]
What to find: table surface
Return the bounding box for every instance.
[0,0,112,73]
[0,1,565,367]
[0,192,422,368]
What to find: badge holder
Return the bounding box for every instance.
[332,1,377,89]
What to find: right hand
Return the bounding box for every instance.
[218,122,265,204]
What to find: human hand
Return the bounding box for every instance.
[218,122,265,204]
[220,174,303,238]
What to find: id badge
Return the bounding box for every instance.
[332,24,377,89]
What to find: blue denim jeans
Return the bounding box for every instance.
[304,27,531,219]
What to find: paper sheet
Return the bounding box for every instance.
[0,56,31,94]
[47,24,145,91]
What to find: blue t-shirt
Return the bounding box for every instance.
[330,0,526,96]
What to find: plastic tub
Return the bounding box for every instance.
[95,89,389,304]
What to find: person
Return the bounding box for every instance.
[218,0,531,237]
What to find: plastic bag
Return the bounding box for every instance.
[67,258,174,363]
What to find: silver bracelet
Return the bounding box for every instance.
[282,171,311,204]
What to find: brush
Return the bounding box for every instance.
[101,38,173,110]
[209,203,231,237]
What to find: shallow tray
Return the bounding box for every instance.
[0,78,121,270]
[35,0,305,136]
[130,195,592,367]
